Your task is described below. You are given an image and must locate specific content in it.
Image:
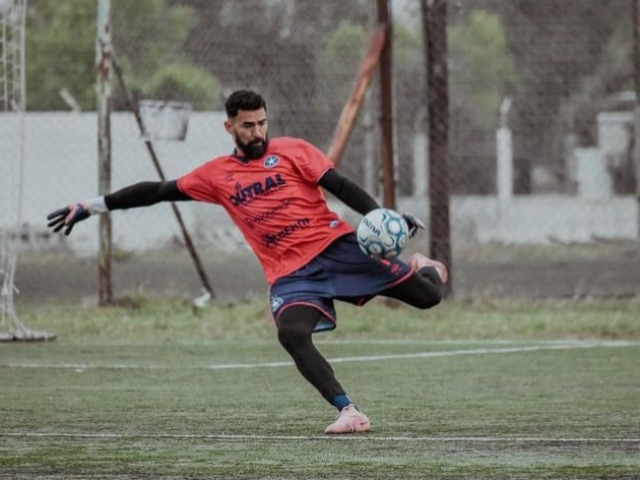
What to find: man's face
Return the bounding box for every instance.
[225,108,268,159]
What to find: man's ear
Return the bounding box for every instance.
[224,120,233,134]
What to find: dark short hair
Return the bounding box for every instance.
[224,90,266,118]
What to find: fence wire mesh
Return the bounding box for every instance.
[3,0,639,304]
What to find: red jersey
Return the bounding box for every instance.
[177,137,354,284]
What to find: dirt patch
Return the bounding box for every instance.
[14,242,640,305]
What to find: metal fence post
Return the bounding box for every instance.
[632,0,640,237]
[377,0,396,210]
[96,0,113,305]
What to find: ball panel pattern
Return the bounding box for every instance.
[356,208,409,259]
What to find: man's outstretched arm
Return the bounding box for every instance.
[47,180,191,235]
[318,169,425,237]
[103,180,191,209]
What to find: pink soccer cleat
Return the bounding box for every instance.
[324,404,371,434]
[408,253,448,284]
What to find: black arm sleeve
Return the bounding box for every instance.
[318,169,379,216]
[104,180,192,210]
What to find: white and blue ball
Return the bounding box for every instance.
[357,208,409,259]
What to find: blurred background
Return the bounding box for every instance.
[1,0,639,307]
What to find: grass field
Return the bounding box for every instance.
[1,299,639,479]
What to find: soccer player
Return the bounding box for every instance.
[47,90,447,434]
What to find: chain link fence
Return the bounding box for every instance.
[4,0,639,304]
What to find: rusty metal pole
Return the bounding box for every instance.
[111,54,216,299]
[96,0,113,305]
[377,0,395,209]
[422,0,452,295]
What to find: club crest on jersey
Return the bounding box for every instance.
[264,155,280,168]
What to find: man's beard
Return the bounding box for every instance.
[236,134,269,160]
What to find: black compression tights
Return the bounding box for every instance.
[381,266,445,308]
[277,305,345,404]
[276,268,444,405]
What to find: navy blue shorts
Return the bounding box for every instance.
[269,233,413,332]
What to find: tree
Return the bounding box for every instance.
[559,19,633,147]
[182,0,369,142]
[317,20,366,115]
[25,0,220,111]
[111,0,221,109]
[448,10,515,194]
[315,10,515,195]
[26,0,96,110]
[449,10,514,131]
[475,0,628,190]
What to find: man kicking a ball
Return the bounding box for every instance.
[47,90,447,434]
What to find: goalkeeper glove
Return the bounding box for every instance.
[47,196,108,236]
[402,213,425,238]
[47,203,91,236]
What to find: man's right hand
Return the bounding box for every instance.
[402,213,425,238]
[47,203,91,236]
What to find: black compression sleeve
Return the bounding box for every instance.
[318,169,379,216]
[104,180,192,210]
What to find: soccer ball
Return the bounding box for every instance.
[357,208,409,259]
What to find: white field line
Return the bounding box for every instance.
[3,432,640,443]
[0,341,636,371]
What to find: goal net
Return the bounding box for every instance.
[0,0,55,341]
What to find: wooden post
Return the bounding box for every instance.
[96,0,113,305]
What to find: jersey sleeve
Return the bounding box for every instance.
[176,161,220,203]
[288,138,335,183]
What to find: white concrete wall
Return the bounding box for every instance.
[2,112,638,253]
[1,111,233,253]
[598,111,633,155]
[574,148,614,200]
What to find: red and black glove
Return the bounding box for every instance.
[47,203,91,236]
[402,213,425,238]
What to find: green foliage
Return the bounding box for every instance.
[559,20,633,145]
[393,22,423,79]
[449,10,515,129]
[24,0,220,111]
[479,0,629,170]
[318,21,366,109]
[112,0,195,75]
[318,20,424,107]
[322,20,366,65]
[319,21,365,78]
[25,0,95,110]
[132,63,221,109]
